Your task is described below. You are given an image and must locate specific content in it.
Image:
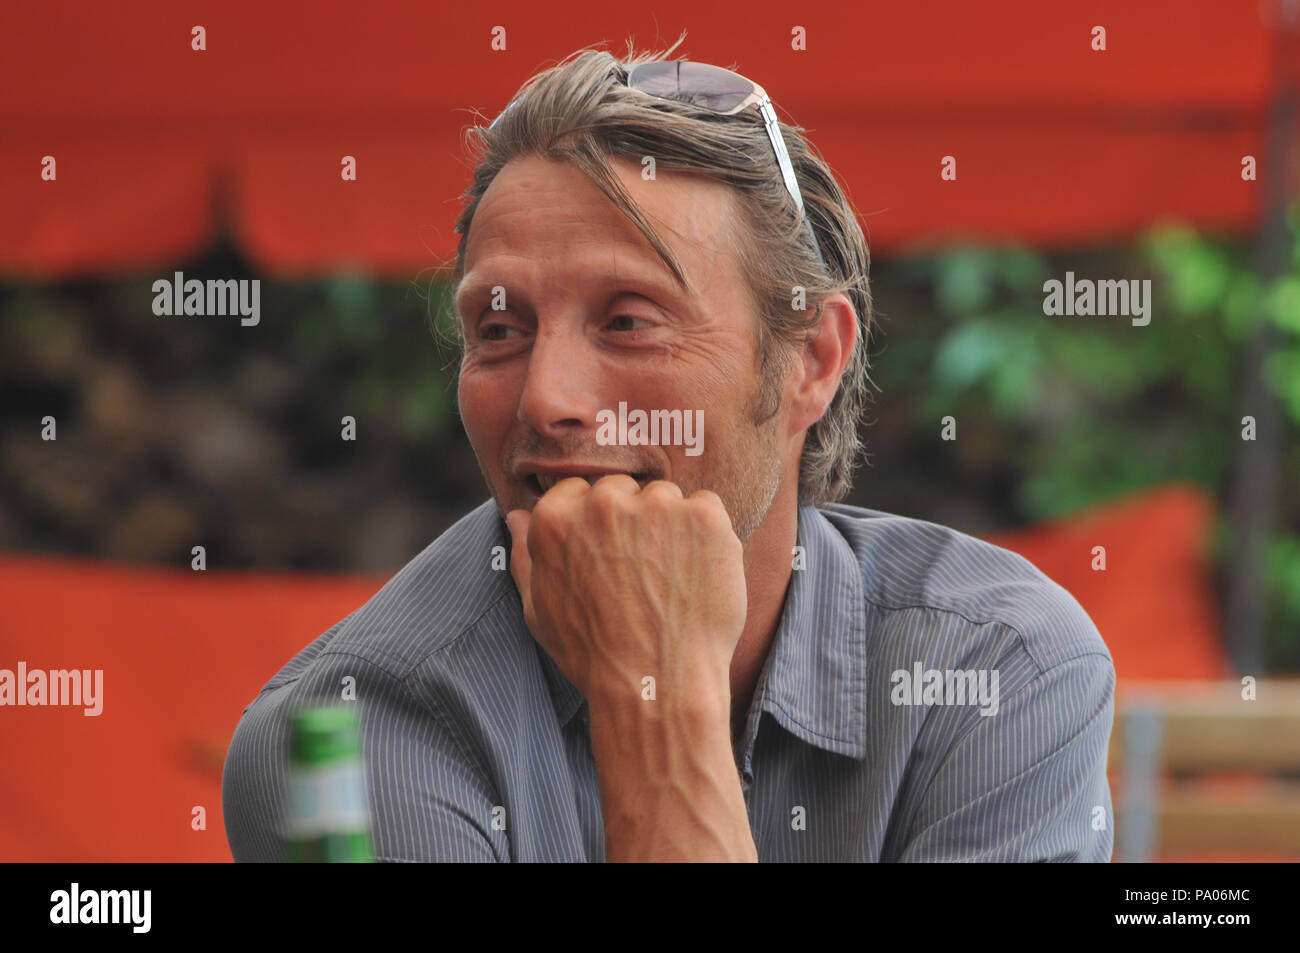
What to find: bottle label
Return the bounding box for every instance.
[287,761,369,839]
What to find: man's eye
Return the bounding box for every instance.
[608,314,654,332]
[479,323,523,341]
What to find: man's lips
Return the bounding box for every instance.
[514,464,653,495]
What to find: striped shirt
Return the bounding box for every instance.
[222,499,1115,862]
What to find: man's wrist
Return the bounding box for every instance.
[584,656,731,736]
[584,666,753,862]
[584,653,735,795]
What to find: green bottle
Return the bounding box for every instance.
[285,705,374,862]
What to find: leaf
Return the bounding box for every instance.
[1264,275,1300,333]
[989,356,1038,416]
[933,320,1002,389]
[1221,272,1261,340]
[1168,242,1233,314]
[935,249,996,316]
[994,247,1049,294]
[1262,347,1300,416]
[1143,224,1199,272]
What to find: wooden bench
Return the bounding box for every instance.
[1109,680,1300,860]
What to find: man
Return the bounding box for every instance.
[222,40,1115,862]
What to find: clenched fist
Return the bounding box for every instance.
[505,475,748,715]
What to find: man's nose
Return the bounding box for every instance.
[516,327,601,440]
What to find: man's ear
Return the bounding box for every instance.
[787,292,857,436]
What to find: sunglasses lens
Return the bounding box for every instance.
[629,61,755,114]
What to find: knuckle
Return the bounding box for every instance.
[530,497,564,536]
[642,480,683,506]
[688,488,724,508]
[586,482,628,520]
[689,492,737,535]
[590,473,638,496]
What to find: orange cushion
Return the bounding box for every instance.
[984,483,1226,681]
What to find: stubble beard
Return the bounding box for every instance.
[478,353,790,540]
[705,362,788,544]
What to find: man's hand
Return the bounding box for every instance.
[505,475,757,861]
[505,475,746,710]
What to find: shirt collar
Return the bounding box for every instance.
[734,504,868,780]
[525,505,868,770]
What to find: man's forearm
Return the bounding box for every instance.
[587,677,758,862]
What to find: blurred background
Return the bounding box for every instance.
[1,1,1298,861]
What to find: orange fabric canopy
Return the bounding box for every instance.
[2,1,1297,278]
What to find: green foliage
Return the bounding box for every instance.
[876,206,1300,667]
[1269,534,1300,624]
[283,273,461,442]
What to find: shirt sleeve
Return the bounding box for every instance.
[895,652,1116,862]
[222,649,505,862]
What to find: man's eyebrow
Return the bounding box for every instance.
[452,276,493,313]
[455,260,695,314]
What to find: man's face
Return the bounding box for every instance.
[454,154,790,542]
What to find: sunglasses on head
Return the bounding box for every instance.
[489,59,828,274]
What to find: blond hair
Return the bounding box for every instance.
[447,33,874,504]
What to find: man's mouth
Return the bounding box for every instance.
[522,471,651,494]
